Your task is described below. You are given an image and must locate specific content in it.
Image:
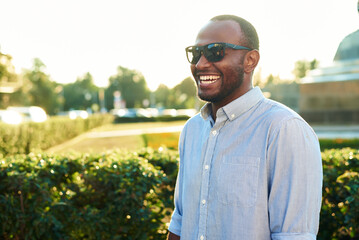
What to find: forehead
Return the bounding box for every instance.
[195,20,243,46]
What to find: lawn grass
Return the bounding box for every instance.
[47,121,185,154]
[143,132,181,150]
[93,120,186,132]
[52,135,145,154]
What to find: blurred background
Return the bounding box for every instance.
[1,1,358,238]
[0,0,358,128]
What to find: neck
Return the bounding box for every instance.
[210,85,253,121]
[210,103,219,122]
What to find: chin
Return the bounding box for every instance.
[198,94,221,103]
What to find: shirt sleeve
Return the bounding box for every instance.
[267,117,323,239]
[168,124,187,236]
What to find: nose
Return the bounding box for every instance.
[195,53,211,69]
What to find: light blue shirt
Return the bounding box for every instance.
[168,87,323,240]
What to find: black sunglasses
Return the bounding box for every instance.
[185,42,252,64]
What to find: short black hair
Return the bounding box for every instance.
[210,15,259,50]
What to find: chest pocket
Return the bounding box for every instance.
[217,156,260,207]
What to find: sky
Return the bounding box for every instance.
[1,0,358,90]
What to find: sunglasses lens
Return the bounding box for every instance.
[186,43,225,64]
[205,43,225,62]
[186,47,201,64]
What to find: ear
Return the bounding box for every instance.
[243,50,260,74]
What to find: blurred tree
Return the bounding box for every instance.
[0,51,20,108]
[292,59,319,80]
[266,74,275,85]
[63,72,99,111]
[105,66,150,109]
[262,74,282,86]
[262,81,300,112]
[154,84,171,108]
[259,71,300,112]
[168,77,199,109]
[0,51,17,84]
[253,67,264,88]
[23,58,61,115]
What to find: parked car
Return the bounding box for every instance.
[69,110,89,119]
[111,108,138,118]
[5,106,48,123]
[0,109,23,124]
[57,110,90,119]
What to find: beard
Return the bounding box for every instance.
[198,65,244,103]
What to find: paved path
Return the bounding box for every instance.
[46,125,184,152]
[47,124,359,153]
[86,124,359,139]
[86,125,184,138]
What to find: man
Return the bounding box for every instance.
[167,15,322,240]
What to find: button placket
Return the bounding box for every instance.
[198,125,219,239]
[198,112,227,239]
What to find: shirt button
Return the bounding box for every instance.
[231,114,235,119]
[200,235,204,240]
[204,165,209,170]
[202,199,206,205]
[212,130,217,136]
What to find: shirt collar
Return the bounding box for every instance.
[200,87,265,121]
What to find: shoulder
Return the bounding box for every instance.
[262,98,300,120]
[259,98,315,136]
[183,112,205,130]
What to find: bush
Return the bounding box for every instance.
[0,149,179,239]
[319,148,359,239]
[1,147,358,239]
[0,114,114,156]
[319,138,359,151]
[138,147,179,210]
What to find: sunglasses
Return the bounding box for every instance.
[185,42,252,64]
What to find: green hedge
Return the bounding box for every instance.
[319,148,359,239]
[320,138,359,151]
[0,114,114,156]
[0,147,358,239]
[0,149,178,239]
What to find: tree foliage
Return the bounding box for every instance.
[22,58,61,115]
[0,52,17,84]
[170,77,198,109]
[153,77,200,109]
[0,51,20,108]
[105,66,150,109]
[292,59,319,79]
[63,72,99,111]
[2,48,322,115]
[154,84,171,108]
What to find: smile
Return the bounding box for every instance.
[199,75,220,84]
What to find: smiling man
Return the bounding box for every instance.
[167,15,323,240]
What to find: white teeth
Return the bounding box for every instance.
[199,75,220,82]
[202,79,217,84]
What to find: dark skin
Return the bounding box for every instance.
[167,19,260,239]
[191,20,260,121]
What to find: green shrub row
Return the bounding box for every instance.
[319,148,359,240]
[0,147,358,239]
[0,114,114,156]
[320,138,359,150]
[0,148,178,239]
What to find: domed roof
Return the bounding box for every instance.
[334,29,359,61]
